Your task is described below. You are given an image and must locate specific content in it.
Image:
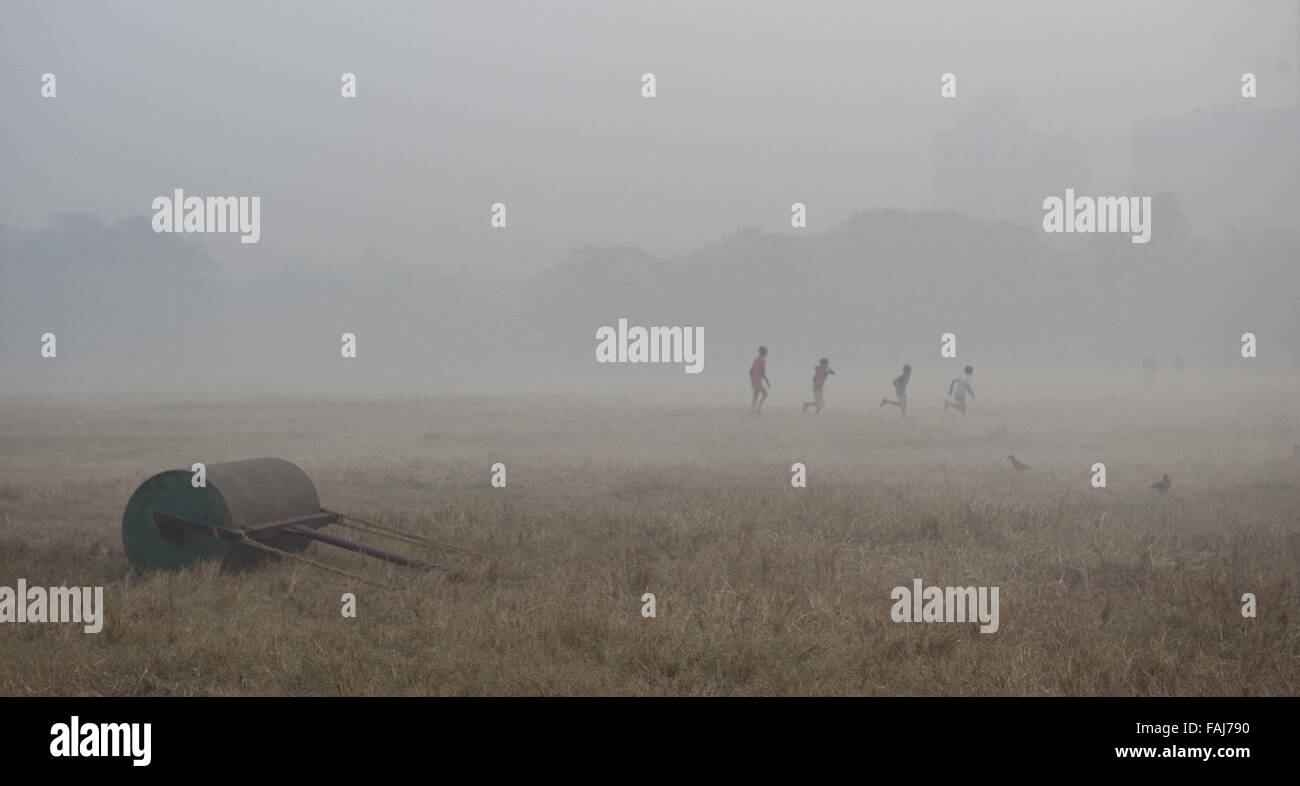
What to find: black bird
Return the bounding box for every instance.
[1008,454,1030,472]
[1151,473,1171,493]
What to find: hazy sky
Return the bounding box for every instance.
[2,1,1296,282]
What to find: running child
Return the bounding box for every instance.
[944,365,974,415]
[802,358,835,414]
[750,346,770,414]
[879,364,911,416]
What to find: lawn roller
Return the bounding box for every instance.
[121,457,441,575]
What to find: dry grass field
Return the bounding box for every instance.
[1,388,1297,695]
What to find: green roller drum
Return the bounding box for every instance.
[122,457,319,572]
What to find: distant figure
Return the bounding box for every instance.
[1151,473,1171,494]
[880,364,911,417]
[802,358,835,414]
[1008,454,1029,472]
[1142,355,1157,384]
[749,346,770,414]
[944,365,975,416]
[1173,353,1184,381]
[1294,444,1299,459]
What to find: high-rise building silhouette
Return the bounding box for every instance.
[1130,12,1300,238]
[933,96,1090,227]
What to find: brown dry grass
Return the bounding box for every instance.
[0,391,1297,695]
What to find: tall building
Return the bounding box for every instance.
[1131,6,1300,237]
[933,95,1090,227]
[1131,105,1298,236]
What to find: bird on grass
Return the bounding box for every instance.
[1151,473,1171,493]
[1008,454,1030,472]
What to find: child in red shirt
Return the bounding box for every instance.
[802,358,834,414]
